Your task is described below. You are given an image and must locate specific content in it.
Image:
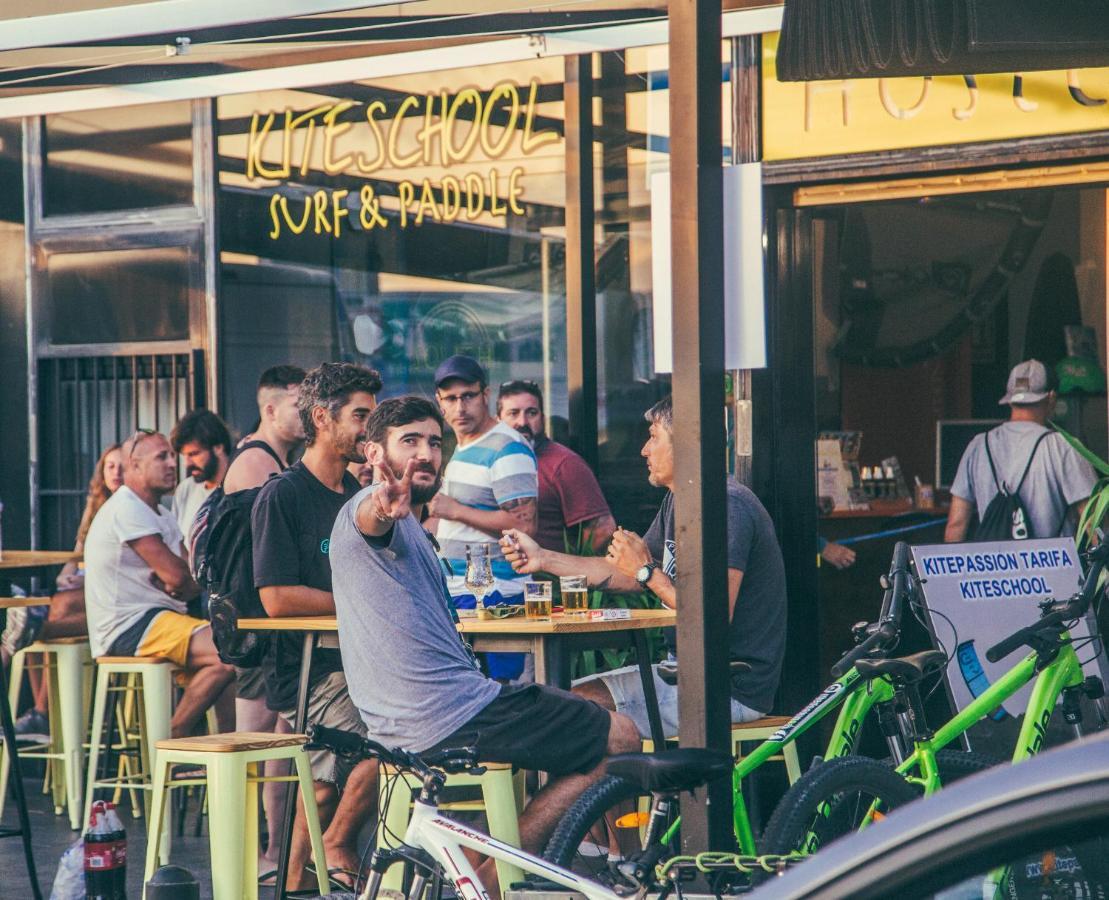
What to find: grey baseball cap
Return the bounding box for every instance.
[999,359,1056,405]
[434,354,486,388]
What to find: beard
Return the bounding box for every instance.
[189,452,220,483]
[384,452,442,505]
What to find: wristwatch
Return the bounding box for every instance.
[635,561,659,588]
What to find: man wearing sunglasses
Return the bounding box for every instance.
[497,379,615,553]
[83,430,236,738]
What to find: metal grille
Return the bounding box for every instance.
[37,353,196,549]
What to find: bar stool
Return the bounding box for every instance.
[141,733,328,900]
[377,762,524,891]
[84,657,174,853]
[0,637,92,829]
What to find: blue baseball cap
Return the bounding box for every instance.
[434,355,486,388]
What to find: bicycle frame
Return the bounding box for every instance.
[385,797,623,900]
[895,633,1086,794]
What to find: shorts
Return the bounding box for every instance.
[422,683,610,776]
[235,664,267,701]
[110,609,207,668]
[279,670,366,787]
[574,663,764,740]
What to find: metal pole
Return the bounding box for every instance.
[669,0,731,853]
[564,53,599,468]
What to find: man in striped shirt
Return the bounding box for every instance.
[428,355,539,582]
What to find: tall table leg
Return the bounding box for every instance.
[0,643,43,900]
[274,632,318,900]
[633,631,666,749]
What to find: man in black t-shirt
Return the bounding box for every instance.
[503,394,787,738]
[252,362,381,891]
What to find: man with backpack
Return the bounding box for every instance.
[945,359,1097,542]
[251,362,382,891]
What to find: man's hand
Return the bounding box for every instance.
[376,459,417,521]
[427,492,462,521]
[500,529,543,575]
[821,541,857,570]
[606,527,652,579]
[150,572,182,600]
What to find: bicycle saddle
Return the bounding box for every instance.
[604,748,734,792]
[854,649,947,684]
[657,659,753,686]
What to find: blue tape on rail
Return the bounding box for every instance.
[837,518,947,546]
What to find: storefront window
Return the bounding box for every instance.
[46,245,193,344]
[216,60,567,435]
[42,101,195,216]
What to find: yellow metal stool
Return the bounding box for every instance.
[730,716,802,784]
[377,762,525,891]
[84,657,175,854]
[141,733,329,900]
[0,637,92,830]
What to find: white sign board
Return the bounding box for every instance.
[912,539,1107,719]
[650,164,767,373]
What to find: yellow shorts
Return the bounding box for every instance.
[137,611,207,668]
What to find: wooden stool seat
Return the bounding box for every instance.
[37,636,90,646]
[734,715,791,731]
[94,656,173,665]
[155,733,308,753]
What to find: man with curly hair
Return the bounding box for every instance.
[252,361,381,891]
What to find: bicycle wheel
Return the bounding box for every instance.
[760,755,919,856]
[543,775,673,887]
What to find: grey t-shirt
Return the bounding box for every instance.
[951,422,1096,538]
[644,478,787,714]
[330,485,501,752]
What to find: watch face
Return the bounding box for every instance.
[637,565,651,583]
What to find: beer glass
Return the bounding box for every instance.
[465,544,495,618]
[524,581,553,621]
[559,575,589,618]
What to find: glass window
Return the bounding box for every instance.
[43,101,195,216]
[46,246,193,344]
[216,60,567,435]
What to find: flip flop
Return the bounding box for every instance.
[257,868,278,887]
[306,863,359,891]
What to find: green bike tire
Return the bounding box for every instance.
[759,755,919,857]
[543,774,671,885]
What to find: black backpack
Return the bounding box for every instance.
[190,441,284,667]
[972,430,1050,542]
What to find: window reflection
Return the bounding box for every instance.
[43,101,194,216]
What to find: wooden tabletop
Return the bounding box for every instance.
[0,596,51,609]
[239,608,676,634]
[0,550,79,570]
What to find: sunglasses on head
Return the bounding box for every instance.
[126,428,157,460]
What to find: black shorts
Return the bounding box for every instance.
[424,683,611,776]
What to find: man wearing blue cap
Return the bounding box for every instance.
[428,357,539,666]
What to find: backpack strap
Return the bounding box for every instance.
[230,439,286,471]
[1013,431,1052,496]
[984,431,1006,493]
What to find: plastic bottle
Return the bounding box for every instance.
[84,800,125,900]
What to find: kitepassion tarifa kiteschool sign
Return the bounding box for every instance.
[246,79,559,239]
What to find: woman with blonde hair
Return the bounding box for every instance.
[5,443,123,734]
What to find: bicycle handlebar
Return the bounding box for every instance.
[830,541,912,678]
[985,541,1109,663]
[305,723,483,776]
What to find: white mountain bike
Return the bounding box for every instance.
[304,724,801,900]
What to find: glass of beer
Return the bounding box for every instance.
[560,575,589,618]
[524,581,553,621]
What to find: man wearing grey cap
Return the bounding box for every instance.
[428,354,538,571]
[945,359,1096,542]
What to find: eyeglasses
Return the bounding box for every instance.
[499,379,541,394]
[126,428,157,461]
[438,390,484,406]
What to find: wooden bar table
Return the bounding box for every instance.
[0,551,79,571]
[238,608,675,899]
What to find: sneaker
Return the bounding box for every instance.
[0,603,46,659]
[13,708,48,738]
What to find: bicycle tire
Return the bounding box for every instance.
[760,754,919,856]
[543,774,670,885]
[888,748,1001,787]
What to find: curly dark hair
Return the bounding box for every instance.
[170,409,233,455]
[298,362,383,445]
[366,396,444,446]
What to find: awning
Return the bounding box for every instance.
[776,0,1109,81]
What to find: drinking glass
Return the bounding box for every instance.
[524,581,553,621]
[559,575,589,618]
[465,544,495,617]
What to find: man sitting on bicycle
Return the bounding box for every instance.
[329,396,641,894]
[502,394,787,738]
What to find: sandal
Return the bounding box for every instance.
[306,863,360,891]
